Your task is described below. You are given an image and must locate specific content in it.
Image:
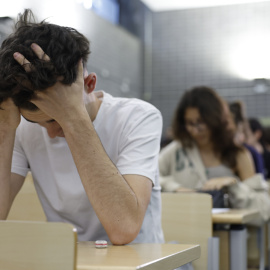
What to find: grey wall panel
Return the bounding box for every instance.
[150,2,270,133]
[78,9,143,98]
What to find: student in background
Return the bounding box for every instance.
[160,127,173,149]
[263,126,270,152]
[248,118,270,180]
[229,101,265,177]
[159,86,270,225]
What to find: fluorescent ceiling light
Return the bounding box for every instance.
[228,32,270,80]
[140,0,270,11]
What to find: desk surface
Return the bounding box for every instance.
[77,242,200,270]
[212,208,260,224]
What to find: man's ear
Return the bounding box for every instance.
[84,73,97,93]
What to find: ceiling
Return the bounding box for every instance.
[140,0,270,11]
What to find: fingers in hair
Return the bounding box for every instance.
[13,52,32,72]
[31,43,50,61]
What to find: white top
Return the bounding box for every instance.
[11,91,164,243]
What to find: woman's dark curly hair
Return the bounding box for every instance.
[0,9,90,110]
[172,86,243,171]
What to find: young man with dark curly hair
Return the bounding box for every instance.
[0,9,164,245]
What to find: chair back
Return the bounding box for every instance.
[0,220,77,270]
[7,172,46,221]
[161,192,213,270]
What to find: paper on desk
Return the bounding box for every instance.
[212,208,230,214]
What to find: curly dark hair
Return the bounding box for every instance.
[0,9,90,110]
[172,86,242,171]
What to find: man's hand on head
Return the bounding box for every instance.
[0,98,20,131]
[13,43,86,125]
[13,43,50,72]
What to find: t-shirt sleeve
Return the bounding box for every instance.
[11,128,29,177]
[116,107,162,186]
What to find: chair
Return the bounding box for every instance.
[7,172,47,221]
[0,220,77,270]
[161,192,217,270]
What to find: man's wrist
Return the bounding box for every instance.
[59,109,93,133]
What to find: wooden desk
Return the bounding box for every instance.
[212,208,261,270]
[77,242,200,270]
[212,208,260,224]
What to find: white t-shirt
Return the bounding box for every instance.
[11,91,164,243]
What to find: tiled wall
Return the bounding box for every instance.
[3,1,270,135]
[75,8,143,99]
[149,2,270,133]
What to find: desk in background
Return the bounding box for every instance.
[212,208,260,224]
[212,208,261,270]
[77,242,200,270]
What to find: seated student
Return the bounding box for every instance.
[229,101,265,177]
[159,86,270,225]
[263,126,270,152]
[248,118,270,180]
[0,9,164,245]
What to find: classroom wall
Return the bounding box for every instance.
[2,1,270,134]
[0,3,143,99]
[79,9,143,98]
[149,1,270,133]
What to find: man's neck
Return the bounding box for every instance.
[85,92,103,122]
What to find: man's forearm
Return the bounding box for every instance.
[0,129,16,219]
[61,112,144,244]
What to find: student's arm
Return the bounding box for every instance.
[0,99,24,219]
[202,176,237,190]
[61,112,154,245]
[235,148,256,180]
[202,148,256,190]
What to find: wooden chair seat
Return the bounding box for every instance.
[161,192,213,270]
[0,220,77,270]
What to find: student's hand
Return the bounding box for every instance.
[13,43,86,125]
[202,177,237,190]
[0,98,20,130]
[31,61,85,125]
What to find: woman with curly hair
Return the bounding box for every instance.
[159,86,270,224]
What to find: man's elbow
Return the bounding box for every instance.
[107,225,140,245]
